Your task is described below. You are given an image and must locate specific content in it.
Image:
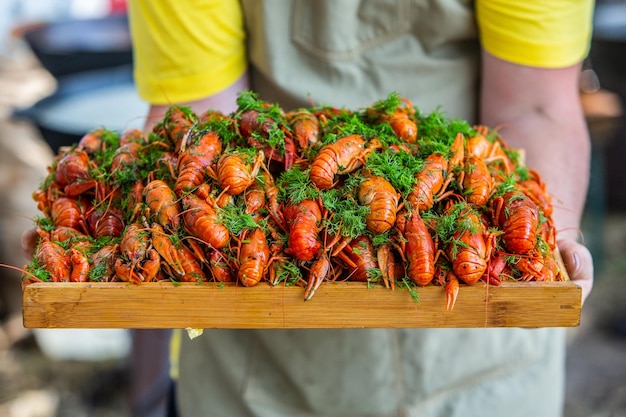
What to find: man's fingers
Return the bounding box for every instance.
[557,239,594,304]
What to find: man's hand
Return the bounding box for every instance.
[21,227,39,261]
[558,239,594,305]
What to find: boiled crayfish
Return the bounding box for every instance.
[21,91,566,308]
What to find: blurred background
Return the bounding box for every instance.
[0,1,625,416]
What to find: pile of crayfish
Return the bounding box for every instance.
[23,91,564,309]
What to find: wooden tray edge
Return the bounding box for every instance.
[23,281,582,329]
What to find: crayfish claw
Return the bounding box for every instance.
[445,273,459,311]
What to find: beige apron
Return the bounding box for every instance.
[244,0,480,121]
[177,1,567,416]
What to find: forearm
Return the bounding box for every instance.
[479,51,591,242]
[143,72,249,132]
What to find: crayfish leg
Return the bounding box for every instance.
[376,244,395,290]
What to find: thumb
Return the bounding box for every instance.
[557,239,594,305]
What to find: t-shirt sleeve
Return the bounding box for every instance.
[476,0,595,68]
[128,0,247,104]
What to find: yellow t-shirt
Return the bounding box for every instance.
[128,0,593,105]
[476,0,595,68]
[128,0,247,105]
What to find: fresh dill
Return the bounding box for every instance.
[217,203,262,235]
[272,260,303,286]
[365,149,422,198]
[276,166,319,204]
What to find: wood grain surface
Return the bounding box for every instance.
[22,281,582,329]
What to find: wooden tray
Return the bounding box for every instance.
[22,281,581,329]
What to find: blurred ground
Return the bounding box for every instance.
[0,40,625,417]
[564,216,626,417]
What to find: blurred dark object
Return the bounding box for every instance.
[21,14,132,80]
[589,1,626,212]
[591,2,626,93]
[12,65,147,154]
